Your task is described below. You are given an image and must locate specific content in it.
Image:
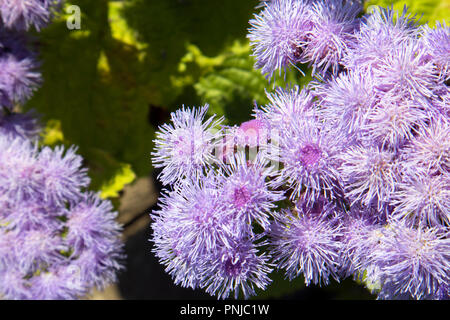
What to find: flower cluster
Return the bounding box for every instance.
[152,2,449,300]
[0,2,125,300]
[0,6,45,139]
[0,135,124,299]
[151,106,285,299]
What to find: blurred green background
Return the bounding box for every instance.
[22,0,449,299]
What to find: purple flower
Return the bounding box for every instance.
[152,105,224,186]
[0,269,31,300]
[339,145,399,211]
[0,135,41,203]
[151,179,232,262]
[315,69,377,135]
[372,39,438,102]
[370,220,450,300]
[391,169,449,228]
[301,0,361,76]
[151,205,203,289]
[420,21,450,81]
[255,85,314,130]
[399,117,449,175]
[274,116,346,204]
[37,146,90,206]
[65,192,123,256]
[0,53,41,108]
[344,6,419,71]
[0,0,61,31]
[218,152,284,231]
[362,95,431,150]
[234,119,268,148]
[340,206,385,278]
[71,244,125,290]
[270,205,343,285]
[0,136,125,299]
[29,266,86,300]
[248,0,313,79]
[199,237,273,299]
[14,228,66,274]
[1,199,62,233]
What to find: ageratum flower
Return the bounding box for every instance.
[218,152,284,232]
[248,0,313,79]
[199,236,273,299]
[270,204,343,285]
[420,21,450,81]
[344,6,419,71]
[152,105,223,186]
[372,39,438,102]
[363,95,431,150]
[274,116,346,204]
[65,193,123,257]
[400,117,449,175]
[0,0,61,31]
[255,85,315,130]
[0,134,41,203]
[0,29,41,109]
[390,169,449,227]
[340,206,385,278]
[151,178,233,263]
[339,145,399,211]
[314,69,377,135]
[0,136,90,205]
[37,145,90,206]
[370,221,450,300]
[301,0,361,76]
[151,197,204,289]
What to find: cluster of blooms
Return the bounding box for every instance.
[151,1,449,300]
[0,2,125,300]
[0,136,125,299]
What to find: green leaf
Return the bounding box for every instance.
[176,40,311,125]
[40,119,64,146]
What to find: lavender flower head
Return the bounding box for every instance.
[339,145,399,211]
[314,69,377,135]
[270,203,343,285]
[0,0,61,31]
[343,6,419,71]
[152,105,223,186]
[0,29,41,109]
[273,116,345,204]
[218,152,284,232]
[391,169,449,228]
[255,85,314,130]
[301,0,361,76]
[199,236,273,300]
[420,21,450,81]
[369,220,450,299]
[248,0,313,79]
